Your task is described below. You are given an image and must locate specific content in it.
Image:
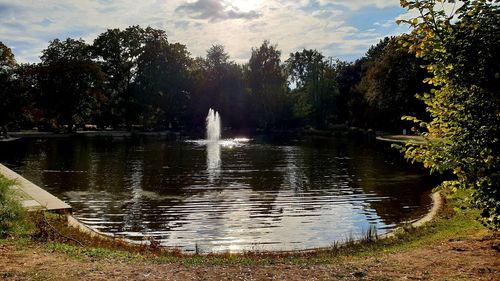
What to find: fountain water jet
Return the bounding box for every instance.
[206,108,221,142]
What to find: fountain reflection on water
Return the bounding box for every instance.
[203,109,250,181]
[206,143,221,182]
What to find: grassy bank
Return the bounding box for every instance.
[33,205,484,267]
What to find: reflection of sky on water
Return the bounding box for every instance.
[0,137,433,252]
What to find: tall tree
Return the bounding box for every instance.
[287,49,339,128]
[399,0,500,228]
[356,37,428,131]
[134,28,191,130]
[334,60,363,125]
[189,45,247,130]
[92,26,146,128]
[247,41,290,129]
[334,39,393,128]
[0,42,19,134]
[38,38,105,130]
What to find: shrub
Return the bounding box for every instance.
[0,176,26,237]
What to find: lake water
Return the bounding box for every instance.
[0,136,433,252]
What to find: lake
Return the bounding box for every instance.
[0,136,434,252]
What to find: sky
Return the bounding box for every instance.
[0,0,413,64]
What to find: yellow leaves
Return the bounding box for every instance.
[423,76,440,86]
[453,167,463,175]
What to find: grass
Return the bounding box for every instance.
[0,181,489,267]
[0,175,33,237]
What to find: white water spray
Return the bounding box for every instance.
[206,108,221,141]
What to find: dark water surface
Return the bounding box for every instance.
[0,136,434,252]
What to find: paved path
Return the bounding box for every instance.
[376,134,426,145]
[0,163,71,213]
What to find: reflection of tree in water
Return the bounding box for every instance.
[243,144,284,216]
[345,144,434,226]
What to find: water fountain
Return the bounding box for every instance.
[206,108,221,142]
[206,109,222,181]
[204,108,249,146]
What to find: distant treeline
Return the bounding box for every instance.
[0,28,429,133]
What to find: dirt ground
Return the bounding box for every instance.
[0,233,498,281]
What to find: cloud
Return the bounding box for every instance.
[175,0,261,21]
[0,0,409,64]
[316,0,399,11]
[374,20,394,28]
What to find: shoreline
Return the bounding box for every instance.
[0,157,441,255]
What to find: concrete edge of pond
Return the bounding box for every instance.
[66,215,149,247]
[380,191,442,238]
[64,191,443,255]
[0,163,72,213]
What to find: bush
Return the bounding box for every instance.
[0,176,26,237]
[399,0,500,230]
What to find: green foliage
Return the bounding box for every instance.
[399,0,500,228]
[92,26,146,128]
[0,176,27,237]
[189,45,248,129]
[0,42,19,130]
[355,37,428,130]
[0,42,16,71]
[134,29,191,129]
[247,41,290,129]
[39,38,106,130]
[286,49,340,128]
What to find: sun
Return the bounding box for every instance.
[228,0,262,12]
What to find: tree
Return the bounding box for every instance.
[0,42,16,69]
[287,49,339,128]
[247,41,290,129]
[134,28,191,130]
[38,38,105,130]
[192,45,247,130]
[356,37,428,131]
[398,0,500,228]
[334,60,363,125]
[92,26,146,128]
[0,42,19,134]
[335,39,394,128]
[11,64,43,129]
